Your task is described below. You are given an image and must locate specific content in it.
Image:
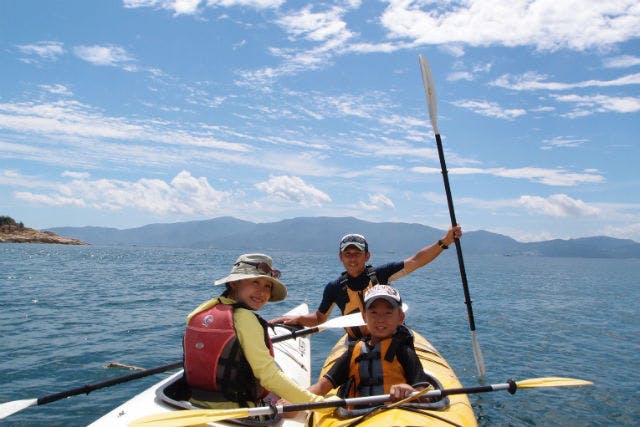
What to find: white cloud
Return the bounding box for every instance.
[552,93,640,116]
[447,71,474,82]
[491,71,640,91]
[541,136,588,150]
[62,171,90,179]
[359,193,395,211]
[39,84,73,96]
[452,99,526,120]
[0,100,249,151]
[276,6,351,43]
[237,5,354,87]
[207,0,284,10]
[123,0,284,14]
[16,41,65,63]
[15,170,234,215]
[603,222,640,239]
[256,175,331,206]
[413,166,605,186]
[519,194,601,217]
[380,0,640,51]
[0,169,59,189]
[14,191,87,207]
[73,45,136,68]
[447,61,492,81]
[603,55,640,68]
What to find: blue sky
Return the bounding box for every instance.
[1,1,639,243]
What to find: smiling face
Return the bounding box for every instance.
[362,298,405,344]
[228,277,273,310]
[339,247,371,277]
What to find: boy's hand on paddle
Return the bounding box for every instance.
[389,383,417,401]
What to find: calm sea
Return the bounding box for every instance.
[1,244,638,426]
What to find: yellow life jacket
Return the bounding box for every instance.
[342,266,379,340]
[346,335,407,398]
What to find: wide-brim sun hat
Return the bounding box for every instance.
[214,253,287,302]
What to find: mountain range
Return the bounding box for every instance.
[47,216,640,258]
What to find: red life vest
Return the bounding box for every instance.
[183,301,273,403]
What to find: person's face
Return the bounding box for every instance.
[339,246,371,277]
[228,277,273,310]
[363,299,405,343]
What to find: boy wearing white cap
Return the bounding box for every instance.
[183,253,327,410]
[307,285,430,402]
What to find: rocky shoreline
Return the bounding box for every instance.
[0,225,88,245]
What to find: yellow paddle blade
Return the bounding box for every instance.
[129,407,250,427]
[516,377,593,389]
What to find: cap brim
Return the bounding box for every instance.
[214,273,287,302]
[364,295,401,309]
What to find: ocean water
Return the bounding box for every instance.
[1,244,638,426]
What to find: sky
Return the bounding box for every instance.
[1,1,639,243]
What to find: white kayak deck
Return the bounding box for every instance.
[88,303,312,427]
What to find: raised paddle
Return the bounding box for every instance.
[0,310,371,419]
[418,54,486,379]
[129,377,592,427]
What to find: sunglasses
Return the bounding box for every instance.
[236,260,281,279]
[341,234,366,244]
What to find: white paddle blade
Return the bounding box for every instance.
[471,330,486,379]
[319,304,408,331]
[418,54,439,135]
[320,312,365,329]
[0,398,37,419]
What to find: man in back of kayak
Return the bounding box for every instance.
[270,225,461,342]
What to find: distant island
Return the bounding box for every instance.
[47,216,640,258]
[0,216,87,245]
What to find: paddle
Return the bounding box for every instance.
[418,54,486,379]
[271,302,408,343]
[271,310,364,342]
[129,376,592,427]
[0,311,369,419]
[0,361,183,420]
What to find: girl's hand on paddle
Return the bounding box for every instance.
[275,398,299,418]
[389,383,416,401]
[268,315,295,325]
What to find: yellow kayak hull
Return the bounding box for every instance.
[310,330,477,427]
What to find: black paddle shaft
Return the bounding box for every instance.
[35,325,318,405]
[434,133,476,332]
[36,361,183,405]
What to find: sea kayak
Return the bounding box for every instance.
[88,303,312,427]
[308,330,477,427]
